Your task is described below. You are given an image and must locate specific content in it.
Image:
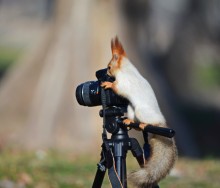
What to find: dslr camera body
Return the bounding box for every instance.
[75,68,128,134]
[76,68,127,107]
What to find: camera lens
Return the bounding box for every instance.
[75,81,101,106]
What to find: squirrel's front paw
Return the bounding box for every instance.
[123,119,142,131]
[123,119,134,126]
[139,123,147,130]
[101,81,113,89]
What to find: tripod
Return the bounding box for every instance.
[92,107,146,188]
[92,106,175,188]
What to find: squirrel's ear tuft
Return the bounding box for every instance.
[111,36,126,56]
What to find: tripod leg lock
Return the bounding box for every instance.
[97,162,106,172]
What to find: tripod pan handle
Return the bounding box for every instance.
[144,125,175,138]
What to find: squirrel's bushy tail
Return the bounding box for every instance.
[128,135,177,188]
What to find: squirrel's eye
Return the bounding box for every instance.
[108,66,111,70]
[113,54,118,60]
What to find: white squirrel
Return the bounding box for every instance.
[101,36,177,188]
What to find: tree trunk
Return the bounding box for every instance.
[0,0,117,153]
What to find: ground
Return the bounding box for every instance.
[0,150,219,188]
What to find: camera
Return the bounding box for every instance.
[75,68,128,107]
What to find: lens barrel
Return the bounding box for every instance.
[75,81,101,106]
[75,83,84,106]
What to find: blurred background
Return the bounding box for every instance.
[0,0,220,187]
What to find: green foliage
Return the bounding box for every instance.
[0,46,22,73]
[197,63,220,87]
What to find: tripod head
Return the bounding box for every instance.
[99,106,127,134]
[99,106,175,138]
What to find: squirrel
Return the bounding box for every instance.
[101,36,177,188]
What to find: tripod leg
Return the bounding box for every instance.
[121,157,127,188]
[92,168,106,188]
[114,142,128,188]
[115,156,122,181]
[92,152,106,188]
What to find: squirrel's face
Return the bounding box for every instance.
[108,36,126,77]
[107,54,121,77]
